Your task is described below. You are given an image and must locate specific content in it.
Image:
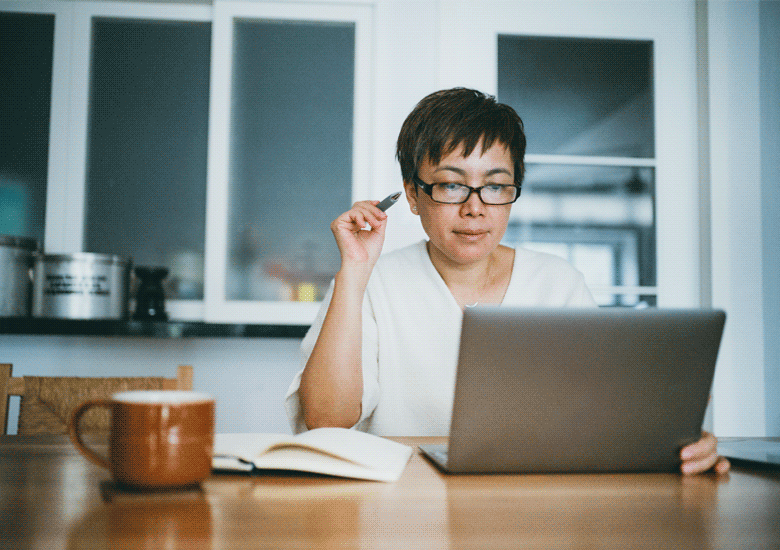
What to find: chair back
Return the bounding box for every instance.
[1,364,193,435]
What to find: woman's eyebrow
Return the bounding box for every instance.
[432,166,466,176]
[485,168,513,177]
[432,166,513,177]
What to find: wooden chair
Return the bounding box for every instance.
[0,364,193,435]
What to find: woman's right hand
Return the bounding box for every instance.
[331,200,388,272]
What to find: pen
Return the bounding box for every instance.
[376,192,402,212]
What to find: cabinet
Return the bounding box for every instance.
[1,0,373,325]
[3,0,702,318]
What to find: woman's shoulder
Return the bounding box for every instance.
[369,240,448,299]
[509,245,590,289]
[375,240,428,270]
[512,245,579,272]
[506,245,596,307]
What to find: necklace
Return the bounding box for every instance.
[461,258,493,309]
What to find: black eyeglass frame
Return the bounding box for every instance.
[412,174,521,205]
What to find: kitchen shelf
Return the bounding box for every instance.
[0,317,309,339]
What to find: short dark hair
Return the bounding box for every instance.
[396,88,526,188]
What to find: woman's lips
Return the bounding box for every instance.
[454,229,488,241]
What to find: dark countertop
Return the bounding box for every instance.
[0,317,309,338]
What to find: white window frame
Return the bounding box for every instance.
[67,1,212,320]
[436,0,701,308]
[204,0,374,324]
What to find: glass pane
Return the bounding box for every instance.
[498,36,654,157]
[227,20,354,302]
[503,164,656,289]
[590,293,657,308]
[0,11,54,243]
[84,18,211,300]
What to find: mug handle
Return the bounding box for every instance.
[67,399,112,470]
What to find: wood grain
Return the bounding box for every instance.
[1,435,778,549]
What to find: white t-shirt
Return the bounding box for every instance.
[285,240,596,436]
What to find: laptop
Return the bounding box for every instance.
[420,307,726,474]
[717,438,780,468]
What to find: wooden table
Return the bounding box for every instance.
[2,435,779,549]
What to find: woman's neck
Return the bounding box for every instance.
[426,242,514,309]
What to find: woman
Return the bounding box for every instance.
[286,88,729,475]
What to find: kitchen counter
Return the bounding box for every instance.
[0,317,308,338]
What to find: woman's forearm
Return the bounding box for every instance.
[298,269,369,429]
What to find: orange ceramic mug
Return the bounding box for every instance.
[68,390,215,489]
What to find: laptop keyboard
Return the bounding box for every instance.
[421,445,448,465]
[431,448,448,463]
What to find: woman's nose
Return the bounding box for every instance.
[461,188,485,215]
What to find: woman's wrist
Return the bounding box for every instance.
[335,262,374,293]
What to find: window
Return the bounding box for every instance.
[498,36,656,306]
[0,11,54,244]
[437,0,699,308]
[226,19,354,303]
[84,17,211,300]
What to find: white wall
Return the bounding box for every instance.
[370,0,436,252]
[2,335,303,434]
[708,0,777,437]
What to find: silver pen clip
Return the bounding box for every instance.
[376,192,402,212]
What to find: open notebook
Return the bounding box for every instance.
[420,307,726,474]
[213,427,413,482]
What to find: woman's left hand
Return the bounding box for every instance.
[680,431,730,475]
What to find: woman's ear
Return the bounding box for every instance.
[403,181,418,215]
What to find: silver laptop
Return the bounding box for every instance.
[420,307,726,474]
[717,438,780,468]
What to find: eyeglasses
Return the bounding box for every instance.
[413,174,520,205]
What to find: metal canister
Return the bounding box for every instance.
[32,253,131,319]
[0,235,40,316]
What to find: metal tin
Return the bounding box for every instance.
[32,253,131,319]
[0,235,40,316]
